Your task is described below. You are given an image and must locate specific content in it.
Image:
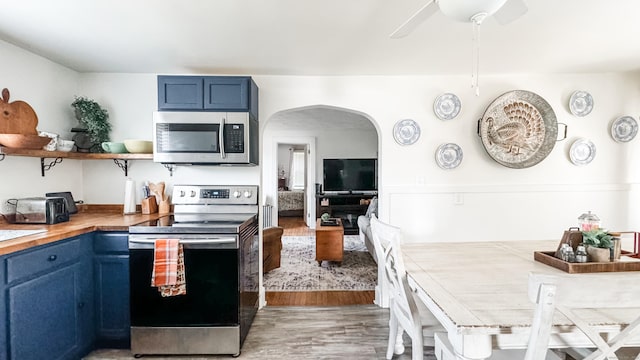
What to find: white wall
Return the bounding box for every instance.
[0,39,82,213]
[3,37,640,246]
[255,74,640,243]
[271,128,378,185]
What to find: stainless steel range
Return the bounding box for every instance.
[128,185,259,357]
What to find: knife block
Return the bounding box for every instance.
[141,196,158,214]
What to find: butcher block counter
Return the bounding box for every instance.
[0,205,165,255]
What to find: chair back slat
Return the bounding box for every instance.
[371,215,422,333]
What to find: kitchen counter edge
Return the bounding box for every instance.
[0,211,165,256]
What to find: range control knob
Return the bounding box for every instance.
[179,190,185,197]
[243,190,252,198]
[190,190,197,197]
[233,191,242,198]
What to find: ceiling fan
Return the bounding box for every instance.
[390,0,528,95]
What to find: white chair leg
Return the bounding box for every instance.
[395,325,405,355]
[411,329,424,360]
[387,313,399,359]
[434,333,456,360]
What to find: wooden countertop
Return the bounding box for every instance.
[0,205,165,255]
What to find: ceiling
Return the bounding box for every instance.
[2,0,640,76]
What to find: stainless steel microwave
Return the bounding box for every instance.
[152,111,258,165]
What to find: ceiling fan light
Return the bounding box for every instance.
[438,0,508,22]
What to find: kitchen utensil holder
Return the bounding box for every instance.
[141,196,158,214]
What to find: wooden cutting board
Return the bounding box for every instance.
[0,88,38,135]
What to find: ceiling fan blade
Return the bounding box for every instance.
[493,0,528,25]
[389,0,439,39]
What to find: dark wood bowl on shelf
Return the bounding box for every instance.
[0,134,51,149]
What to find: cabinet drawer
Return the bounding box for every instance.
[94,232,129,254]
[6,238,81,284]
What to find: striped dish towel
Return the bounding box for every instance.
[151,239,187,297]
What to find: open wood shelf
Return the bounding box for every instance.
[0,147,153,160]
[0,147,153,176]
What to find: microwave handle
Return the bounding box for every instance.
[219,117,226,159]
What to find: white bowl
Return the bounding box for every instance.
[39,131,59,151]
[56,139,75,152]
[123,139,153,153]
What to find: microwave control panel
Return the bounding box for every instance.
[224,124,244,153]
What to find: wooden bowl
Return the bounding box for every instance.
[0,134,52,149]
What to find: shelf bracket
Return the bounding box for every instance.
[113,159,129,176]
[41,157,63,177]
[163,164,176,177]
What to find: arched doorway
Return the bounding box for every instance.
[261,104,381,306]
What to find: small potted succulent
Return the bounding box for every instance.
[581,229,613,262]
[71,96,111,152]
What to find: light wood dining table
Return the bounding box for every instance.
[401,240,640,360]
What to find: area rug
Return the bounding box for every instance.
[264,235,377,291]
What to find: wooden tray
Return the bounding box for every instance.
[534,251,640,273]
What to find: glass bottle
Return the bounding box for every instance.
[558,243,570,261]
[578,211,601,231]
[565,247,576,263]
[575,245,588,263]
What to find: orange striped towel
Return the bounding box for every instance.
[151,239,186,296]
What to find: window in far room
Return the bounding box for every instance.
[290,150,305,190]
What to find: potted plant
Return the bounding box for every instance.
[581,229,613,262]
[71,96,111,152]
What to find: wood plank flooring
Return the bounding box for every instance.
[84,306,437,360]
[269,216,374,306]
[266,290,375,306]
[278,216,315,236]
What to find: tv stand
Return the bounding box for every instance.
[315,193,376,235]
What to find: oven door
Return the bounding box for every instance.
[128,235,239,327]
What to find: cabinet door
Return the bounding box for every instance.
[8,264,84,360]
[158,76,204,110]
[94,255,130,346]
[0,255,6,360]
[203,76,249,111]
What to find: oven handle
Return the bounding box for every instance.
[128,237,236,245]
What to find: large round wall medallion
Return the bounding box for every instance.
[477,90,558,169]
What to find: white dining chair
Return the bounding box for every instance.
[370,215,444,360]
[526,272,640,360]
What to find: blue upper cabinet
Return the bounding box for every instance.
[157,76,204,110]
[158,75,258,119]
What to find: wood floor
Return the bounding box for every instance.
[84,306,436,360]
[267,216,375,306]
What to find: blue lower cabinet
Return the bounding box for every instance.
[93,232,130,347]
[4,235,94,360]
[0,255,6,360]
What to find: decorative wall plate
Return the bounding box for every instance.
[569,91,594,117]
[611,116,638,143]
[393,119,420,145]
[569,138,596,166]
[435,143,463,169]
[433,93,461,120]
[477,90,558,169]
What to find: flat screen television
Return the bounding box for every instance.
[323,158,377,193]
